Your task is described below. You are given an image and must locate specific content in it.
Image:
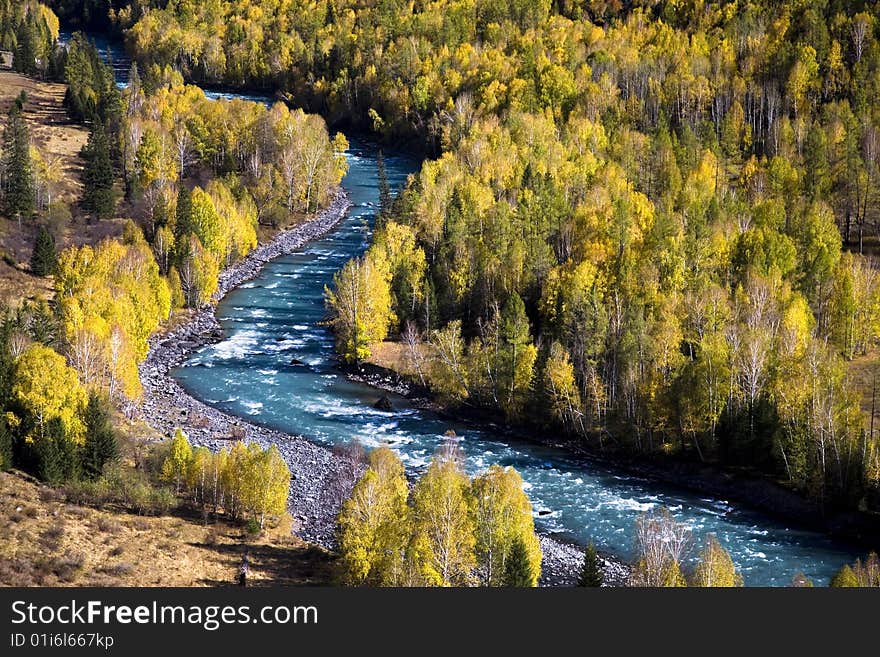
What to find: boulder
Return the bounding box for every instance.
[374,394,394,412]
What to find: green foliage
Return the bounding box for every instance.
[61,32,121,125]
[0,417,12,471]
[577,542,603,587]
[279,0,880,511]
[1,1,58,77]
[81,123,116,221]
[502,537,535,587]
[30,225,57,276]
[2,105,35,221]
[80,392,118,480]
[34,417,80,484]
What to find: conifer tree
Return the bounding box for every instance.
[502,537,535,587]
[376,150,392,222]
[30,225,57,276]
[80,392,118,480]
[577,542,604,587]
[35,417,80,484]
[3,105,35,224]
[81,123,115,221]
[0,418,12,471]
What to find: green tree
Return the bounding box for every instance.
[499,293,537,418]
[2,105,35,223]
[502,537,535,587]
[30,224,57,276]
[80,392,118,480]
[0,418,12,471]
[577,542,604,587]
[81,123,116,221]
[34,416,80,484]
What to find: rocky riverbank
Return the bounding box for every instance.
[137,189,615,586]
[139,191,356,547]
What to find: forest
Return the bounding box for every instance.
[1,0,880,588]
[0,2,345,492]
[310,0,880,513]
[103,0,880,511]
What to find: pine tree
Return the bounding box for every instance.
[0,418,12,471]
[35,417,80,485]
[173,185,193,262]
[3,105,35,224]
[502,537,535,587]
[577,542,604,587]
[12,19,38,76]
[30,225,57,276]
[80,392,118,480]
[81,123,115,221]
[377,150,392,221]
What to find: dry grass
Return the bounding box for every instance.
[0,72,130,308]
[366,340,432,379]
[0,470,336,587]
[0,71,87,204]
[848,348,880,437]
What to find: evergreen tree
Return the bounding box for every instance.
[502,536,535,587]
[81,123,115,221]
[377,150,392,221]
[80,392,118,480]
[0,418,12,471]
[2,105,35,223]
[30,225,57,276]
[12,20,38,75]
[577,542,604,587]
[173,185,193,262]
[35,417,80,484]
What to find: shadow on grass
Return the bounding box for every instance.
[190,538,337,587]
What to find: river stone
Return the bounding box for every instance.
[374,394,394,412]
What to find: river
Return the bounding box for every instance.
[79,28,863,586]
